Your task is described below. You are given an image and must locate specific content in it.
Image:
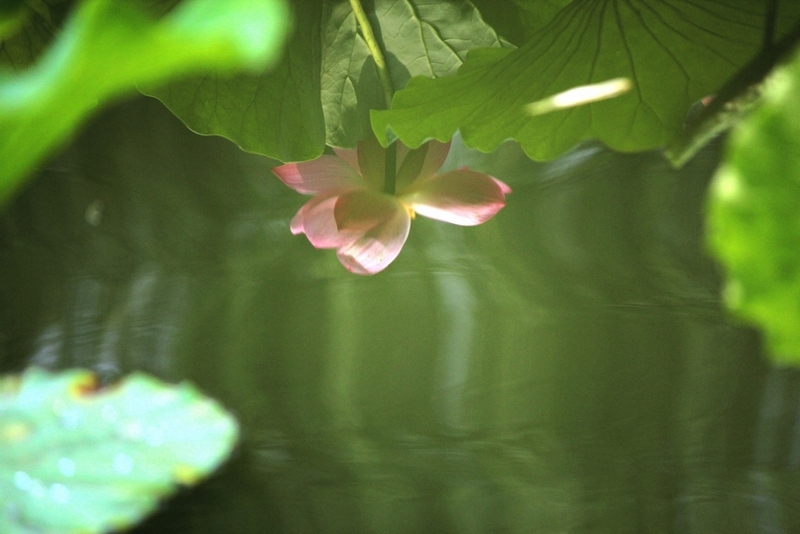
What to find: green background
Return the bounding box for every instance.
[1,95,797,533]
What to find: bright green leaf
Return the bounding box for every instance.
[372,0,798,159]
[0,0,291,204]
[707,48,800,364]
[0,367,238,533]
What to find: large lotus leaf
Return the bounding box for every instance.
[0,0,290,204]
[320,0,508,148]
[512,0,573,34]
[468,0,574,45]
[146,0,506,161]
[0,368,238,533]
[372,0,800,160]
[142,0,325,163]
[707,48,800,364]
[467,0,525,45]
[0,1,26,42]
[0,1,53,70]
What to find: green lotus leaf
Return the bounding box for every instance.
[0,0,290,204]
[0,1,54,72]
[512,0,573,35]
[0,1,28,42]
[0,367,239,533]
[372,0,800,160]
[320,0,509,149]
[707,47,800,364]
[145,0,507,162]
[141,0,325,163]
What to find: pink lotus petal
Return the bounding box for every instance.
[294,190,363,249]
[333,147,361,174]
[492,176,513,194]
[336,204,411,275]
[421,140,451,176]
[395,140,451,192]
[334,189,399,232]
[290,203,310,235]
[395,142,411,169]
[272,156,363,194]
[401,169,511,226]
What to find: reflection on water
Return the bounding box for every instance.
[1,97,799,533]
[433,272,476,430]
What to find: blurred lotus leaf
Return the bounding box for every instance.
[0,367,239,533]
[708,48,800,364]
[0,0,290,204]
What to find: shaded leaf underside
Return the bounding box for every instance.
[148,0,506,162]
[144,0,325,163]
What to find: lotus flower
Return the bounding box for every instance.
[272,137,511,275]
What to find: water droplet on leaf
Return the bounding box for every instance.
[113,453,134,475]
[49,483,70,504]
[57,457,76,478]
[13,471,32,491]
[101,404,118,423]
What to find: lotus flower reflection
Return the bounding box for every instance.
[273,137,511,275]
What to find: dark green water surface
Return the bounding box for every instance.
[2,97,799,533]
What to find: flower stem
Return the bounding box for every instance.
[349,0,397,194]
[349,0,394,109]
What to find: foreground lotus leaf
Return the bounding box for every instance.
[0,0,290,203]
[0,368,239,533]
[707,48,800,364]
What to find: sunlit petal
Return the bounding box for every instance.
[396,140,451,192]
[336,205,411,275]
[272,156,363,194]
[402,169,511,226]
[295,190,362,248]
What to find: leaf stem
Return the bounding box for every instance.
[666,16,800,167]
[349,0,397,193]
[349,0,394,109]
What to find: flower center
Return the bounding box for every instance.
[401,201,416,220]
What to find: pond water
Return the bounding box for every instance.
[2,97,799,533]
